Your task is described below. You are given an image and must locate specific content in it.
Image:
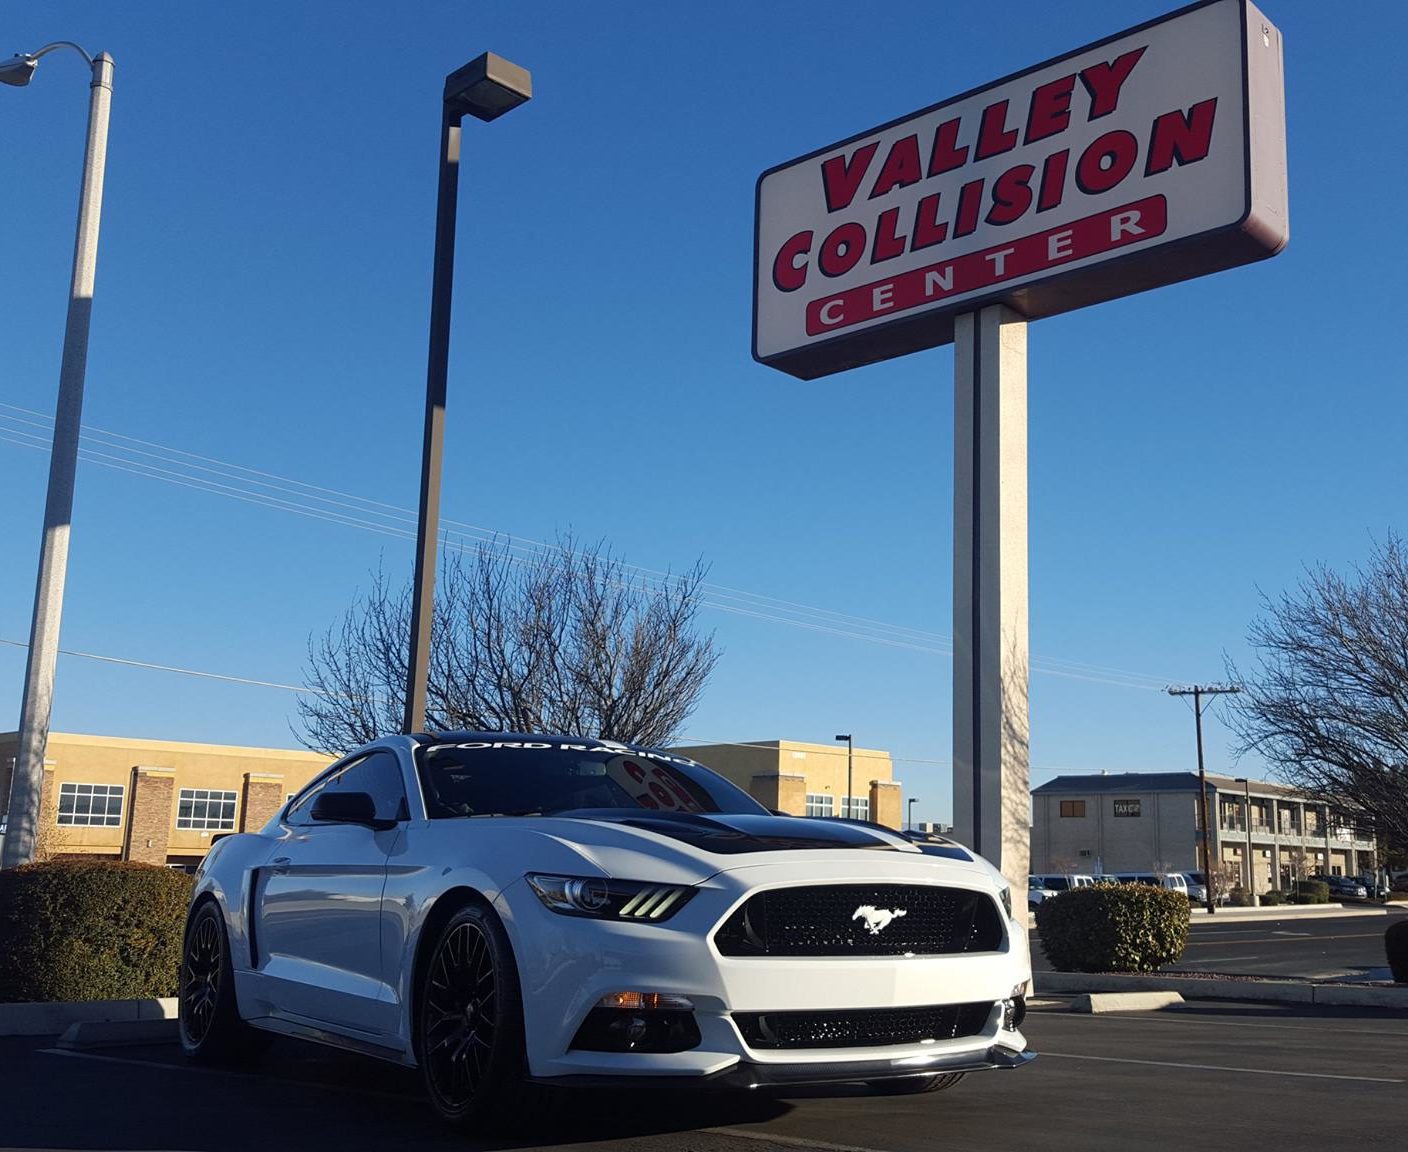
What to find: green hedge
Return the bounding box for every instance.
[1290,880,1330,905]
[0,861,193,1003]
[1387,920,1408,983]
[1035,884,1190,973]
[1260,889,1287,906]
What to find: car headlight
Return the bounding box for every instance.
[998,885,1013,919]
[525,874,695,922]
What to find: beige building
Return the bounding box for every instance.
[0,732,330,869]
[673,740,902,828]
[1030,771,1377,892]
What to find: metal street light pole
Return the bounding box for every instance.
[1234,776,1258,906]
[1,42,113,870]
[402,53,531,735]
[907,797,919,832]
[834,734,853,819]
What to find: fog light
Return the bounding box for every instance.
[570,991,701,1053]
[1002,996,1027,1031]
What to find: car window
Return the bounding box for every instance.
[415,740,766,819]
[287,751,408,825]
[1046,877,1070,891]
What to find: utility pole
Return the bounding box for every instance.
[1167,683,1240,915]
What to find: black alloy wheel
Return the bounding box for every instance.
[416,901,542,1129]
[423,919,500,1109]
[179,901,262,1063]
[181,910,222,1046]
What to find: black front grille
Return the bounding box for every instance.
[714,884,1005,957]
[734,1002,993,1050]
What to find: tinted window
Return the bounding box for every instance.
[1046,877,1070,891]
[416,740,765,819]
[287,751,407,825]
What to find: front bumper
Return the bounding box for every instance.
[536,1042,1035,1091]
[495,859,1034,1083]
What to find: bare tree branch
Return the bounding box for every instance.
[296,535,720,756]
[1227,535,1408,861]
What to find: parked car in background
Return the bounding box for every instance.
[1092,875,1121,885]
[1114,873,1190,898]
[1028,874,1096,894]
[1310,874,1368,901]
[1027,878,1058,909]
[1180,872,1209,903]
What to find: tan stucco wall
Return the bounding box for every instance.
[1,732,330,861]
[1032,789,1202,873]
[674,740,895,818]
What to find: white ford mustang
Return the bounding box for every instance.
[180,733,1033,1127]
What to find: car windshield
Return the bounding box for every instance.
[415,739,767,819]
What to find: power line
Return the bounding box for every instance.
[0,402,1178,691]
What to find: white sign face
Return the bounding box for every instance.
[754,0,1287,379]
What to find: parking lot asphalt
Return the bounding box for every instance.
[2,1000,1404,1152]
[1031,908,1405,980]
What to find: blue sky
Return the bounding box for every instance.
[2,2,1404,826]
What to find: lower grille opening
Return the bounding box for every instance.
[734,1001,994,1050]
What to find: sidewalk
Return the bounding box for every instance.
[1188,902,1398,919]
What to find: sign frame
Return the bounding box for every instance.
[752,0,1287,380]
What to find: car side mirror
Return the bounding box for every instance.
[311,790,397,830]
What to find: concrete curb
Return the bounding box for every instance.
[1188,904,1393,919]
[0,997,177,1037]
[1039,971,1408,1009]
[1071,991,1184,1013]
[57,1018,178,1050]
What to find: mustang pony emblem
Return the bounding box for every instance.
[852,905,907,935]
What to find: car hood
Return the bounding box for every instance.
[515,810,933,887]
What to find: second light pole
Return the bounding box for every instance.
[403,53,531,734]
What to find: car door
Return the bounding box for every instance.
[254,749,407,1037]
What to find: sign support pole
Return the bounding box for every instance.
[951,305,1030,906]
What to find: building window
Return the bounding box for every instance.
[842,796,869,820]
[177,788,238,831]
[57,782,124,827]
[1059,800,1086,818]
[1113,799,1141,818]
[805,793,834,818]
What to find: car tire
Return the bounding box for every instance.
[415,900,552,1131]
[178,900,265,1064]
[866,1072,966,1095]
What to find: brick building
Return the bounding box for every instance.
[0,732,329,869]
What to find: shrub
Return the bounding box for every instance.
[1295,880,1330,905]
[1387,921,1408,983]
[1035,884,1189,973]
[1260,889,1287,906]
[0,861,193,1003]
[1226,888,1250,907]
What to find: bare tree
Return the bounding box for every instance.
[1227,536,1408,858]
[298,535,720,755]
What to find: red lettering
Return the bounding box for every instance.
[1037,150,1068,212]
[1075,130,1139,194]
[954,178,985,238]
[869,134,923,199]
[1080,46,1147,119]
[818,222,867,277]
[927,117,968,176]
[1025,74,1076,144]
[975,99,1019,160]
[986,164,1035,226]
[870,207,907,263]
[911,192,947,251]
[819,141,879,213]
[1145,98,1218,175]
[772,230,812,292]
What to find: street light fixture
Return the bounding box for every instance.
[403,53,531,735]
[907,797,920,832]
[1,41,114,869]
[1233,777,1259,906]
[834,734,853,820]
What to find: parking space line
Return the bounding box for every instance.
[708,1127,892,1152]
[1039,1051,1403,1083]
[1041,1013,1405,1038]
